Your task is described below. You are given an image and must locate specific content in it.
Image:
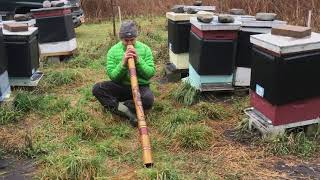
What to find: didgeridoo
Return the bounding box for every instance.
[127,45,153,168]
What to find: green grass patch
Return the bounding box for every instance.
[175,124,213,150]
[77,85,96,105]
[268,132,318,158]
[41,149,104,179]
[0,105,22,125]
[96,138,121,157]
[74,119,108,140]
[172,82,199,106]
[63,150,103,179]
[23,125,60,158]
[231,96,250,114]
[151,100,173,114]
[14,91,70,116]
[160,108,201,135]
[106,123,134,139]
[137,163,181,180]
[195,102,232,120]
[63,107,91,123]
[43,69,83,88]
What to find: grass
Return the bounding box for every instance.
[43,69,83,88]
[172,82,200,106]
[160,108,201,135]
[0,105,22,125]
[175,124,213,150]
[137,164,181,180]
[268,132,318,158]
[195,102,232,121]
[0,16,319,179]
[63,107,91,123]
[14,91,70,117]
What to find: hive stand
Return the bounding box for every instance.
[9,71,44,87]
[164,63,188,83]
[245,107,320,138]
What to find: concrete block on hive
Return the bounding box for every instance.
[271,24,311,38]
[3,23,28,32]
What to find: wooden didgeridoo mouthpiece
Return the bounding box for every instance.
[127,45,153,168]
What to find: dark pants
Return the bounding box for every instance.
[92,81,154,112]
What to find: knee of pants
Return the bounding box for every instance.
[92,83,101,97]
[142,93,154,110]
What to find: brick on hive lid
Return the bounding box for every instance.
[271,24,312,38]
[3,23,28,32]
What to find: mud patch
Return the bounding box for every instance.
[274,161,320,179]
[223,128,261,146]
[0,156,35,180]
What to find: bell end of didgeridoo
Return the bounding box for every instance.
[144,163,154,168]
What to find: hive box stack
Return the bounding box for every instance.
[187,17,241,91]
[234,18,287,86]
[31,7,76,57]
[248,32,320,132]
[3,27,41,86]
[0,27,10,101]
[166,6,215,81]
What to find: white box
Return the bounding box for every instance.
[39,38,77,56]
[233,67,251,87]
[169,50,189,69]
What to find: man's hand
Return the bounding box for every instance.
[122,48,138,66]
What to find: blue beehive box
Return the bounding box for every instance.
[186,64,234,91]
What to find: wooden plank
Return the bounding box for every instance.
[3,23,28,32]
[272,25,311,38]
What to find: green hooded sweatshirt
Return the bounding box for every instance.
[106,41,155,85]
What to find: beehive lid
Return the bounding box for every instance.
[30,6,71,12]
[183,6,216,12]
[2,27,38,36]
[231,15,255,22]
[250,32,320,54]
[240,27,271,34]
[190,17,241,31]
[241,19,287,28]
[166,10,215,21]
[0,19,36,27]
[166,12,198,21]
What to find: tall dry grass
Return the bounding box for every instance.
[81,0,320,31]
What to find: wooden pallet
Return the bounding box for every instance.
[40,49,77,63]
[245,107,320,138]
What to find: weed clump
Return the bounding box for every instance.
[175,124,213,150]
[172,82,199,106]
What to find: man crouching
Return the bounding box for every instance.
[92,20,155,127]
